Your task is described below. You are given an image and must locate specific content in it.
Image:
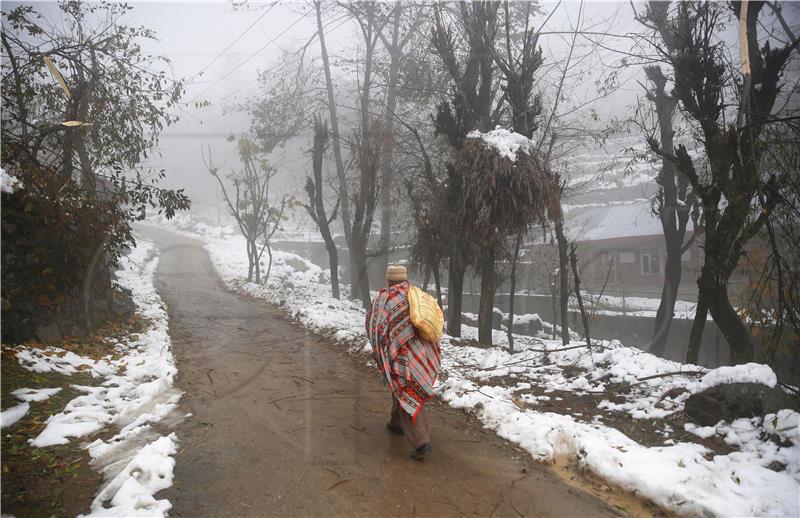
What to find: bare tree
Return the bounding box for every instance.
[643,66,700,357]
[205,138,288,284]
[315,1,353,293]
[639,0,798,364]
[303,118,341,299]
[374,2,422,276]
[337,2,392,309]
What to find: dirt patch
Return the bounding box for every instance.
[492,370,735,456]
[550,454,675,518]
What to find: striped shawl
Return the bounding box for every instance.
[366,282,441,420]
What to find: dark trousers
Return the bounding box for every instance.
[390,396,431,449]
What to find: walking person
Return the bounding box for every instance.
[366,265,441,460]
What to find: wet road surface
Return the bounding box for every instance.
[144,227,623,517]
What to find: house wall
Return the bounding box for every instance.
[574,235,703,298]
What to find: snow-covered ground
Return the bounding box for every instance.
[568,292,699,320]
[7,239,181,517]
[150,215,799,517]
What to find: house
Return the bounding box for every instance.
[564,201,701,297]
[524,199,751,300]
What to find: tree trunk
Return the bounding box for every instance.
[315,2,351,259]
[706,276,755,364]
[253,239,261,284]
[246,238,254,282]
[646,65,684,358]
[507,235,522,352]
[308,119,340,299]
[447,260,465,337]
[555,216,570,345]
[265,245,273,282]
[433,265,443,309]
[651,246,681,356]
[551,290,557,340]
[477,253,496,346]
[350,234,371,310]
[570,243,591,348]
[687,287,709,365]
[377,10,402,277]
[327,241,340,299]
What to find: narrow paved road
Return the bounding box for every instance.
[145,227,622,517]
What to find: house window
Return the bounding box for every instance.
[641,248,661,276]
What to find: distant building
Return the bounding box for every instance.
[523,200,750,300]
[567,201,700,296]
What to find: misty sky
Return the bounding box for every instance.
[3,1,649,216]
[132,1,644,214]
[8,1,797,222]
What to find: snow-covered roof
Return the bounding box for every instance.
[566,199,692,242]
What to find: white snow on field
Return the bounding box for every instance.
[1,402,30,428]
[16,347,116,376]
[11,240,180,518]
[13,387,62,402]
[149,215,799,518]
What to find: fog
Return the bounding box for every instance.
[10,1,674,224]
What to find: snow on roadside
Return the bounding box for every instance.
[11,239,181,517]
[149,216,799,517]
[86,433,178,518]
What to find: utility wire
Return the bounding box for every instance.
[214,14,351,105]
[189,11,309,103]
[188,4,276,83]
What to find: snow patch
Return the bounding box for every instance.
[1,167,23,193]
[83,434,177,517]
[466,127,533,162]
[13,387,62,402]
[14,239,180,516]
[1,402,30,428]
[695,362,778,390]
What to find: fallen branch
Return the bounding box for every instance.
[634,370,705,383]
[525,343,612,354]
[326,479,351,491]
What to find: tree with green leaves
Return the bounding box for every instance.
[1,1,190,341]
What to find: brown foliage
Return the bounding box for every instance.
[454,138,559,254]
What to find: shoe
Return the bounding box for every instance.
[409,443,432,461]
[386,422,404,436]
